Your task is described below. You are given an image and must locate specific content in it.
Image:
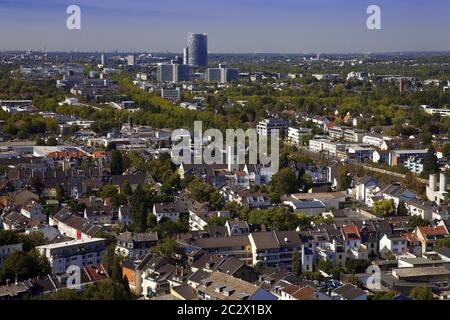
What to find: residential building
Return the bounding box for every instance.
[192,236,253,265]
[287,127,312,146]
[153,203,180,223]
[49,208,103,240]
[256,118,289,137]
[392,266,450,291]
[116,232,158,259]
[331,284,367,300]
[415,226,449,252]
[404,156,424,174]
[362,133,389,150]
[225,220,250,236]
[249,231,301,269]
[421,105,450,117]
[379,234,408,255]
[196,271,277,300]
[283,200,327,217]
[36,238,107,274]
[388,149,428,167]
[308,138,346,157]
[0,243,23,267]
[161,88,181,102]
[426,173,449,206]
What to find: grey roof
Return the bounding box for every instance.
[187,269,210,284]
[194,235,250,249]
[333,284,366,300]
[437,247,450,259]
[250,232,280,250]
[215,256,245,275]
[111,174,146,186]
[290,200,326,209]
[171,284,198,300]
[117,231,158,243]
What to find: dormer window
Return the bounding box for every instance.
[215,285,226,293]
[223,287,235,296]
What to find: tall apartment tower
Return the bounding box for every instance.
[187,33,208,67]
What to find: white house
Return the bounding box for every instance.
[152,203,180,223]
[379,234,408,255]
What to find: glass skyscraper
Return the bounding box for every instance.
[187,33,208,67]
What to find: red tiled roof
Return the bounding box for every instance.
[418,226,448,236]
[342,225,361,240]
[402,232,419,242]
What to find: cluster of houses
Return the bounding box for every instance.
[0,57,450,300]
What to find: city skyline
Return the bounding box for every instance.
[0,0,449,53]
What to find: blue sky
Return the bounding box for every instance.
[0,0,449,53]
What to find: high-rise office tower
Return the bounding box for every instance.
[157,63,191,83]
[101,54,107,66]
[183,47,189,65]
[175,64,191,82]
[127,54,135,66]
[157,63,174,82]
[205,64,239,83]
[205,68,222,82]
[187,33,208,67]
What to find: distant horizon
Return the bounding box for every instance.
[3,50,450,56]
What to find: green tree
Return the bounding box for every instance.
[442,143,450,159]
[55,184,65,201]
[151,238,176,260]
[122,180,132,197]
[345,259,370,274]
[396,200,408,216]
[423,146,440,175]
[269,192,281,204]
[100,184,119,199]
[337,168,352,191]
[409,286,433,300]
[0,230,20,246]
[371,291,396,300]
[434,237,450,250]
[82,279,132,300]
[102,243,117,275]
[110,150,124,175]
[30,176,44,196]
[291,251,301,276]
[317,259,334,274]
[408,215,429,228]
[41,288,81,300]
[19,232,48,251]
[131,203,147,233]
[207,216,227,228]
[46,137,58,146]
[348,274,362,287]
[269,168,298,195]
[373,199,396,217]
[330,267,344,280]
[1,250,50,283]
